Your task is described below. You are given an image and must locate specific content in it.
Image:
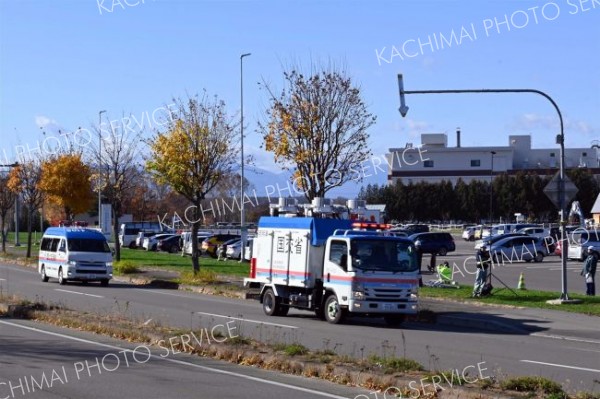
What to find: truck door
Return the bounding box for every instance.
[323,240,350,304]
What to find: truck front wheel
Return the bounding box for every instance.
[324,295,345,324]
[263,289,286,316]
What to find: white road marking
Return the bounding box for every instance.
[532,332,600,345]
[196,311,298,329]
[520,360,600,373]
[0,320,347,399]
[0,278,5,281]
[55,289,104,298]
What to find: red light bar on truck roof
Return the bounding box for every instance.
[351,222,391,230]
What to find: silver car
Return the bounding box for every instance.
[489,236,548,263]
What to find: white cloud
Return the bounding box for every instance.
[34,115,61,132]
[510,113,598,137]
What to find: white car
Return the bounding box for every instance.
[226,237,254,260]
[143,233,176,251]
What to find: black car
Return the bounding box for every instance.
[409,232,455,256]
[157,235,181,253]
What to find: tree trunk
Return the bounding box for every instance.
[26,206,33,258]
[113,205,121,261]
[0,214,6,253]
[190,203,202,274]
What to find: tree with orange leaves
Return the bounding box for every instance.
[259,66,376,201]
[39,153,94,221]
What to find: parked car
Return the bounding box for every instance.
[157,235,182,253]
[216,238,240,258]
[135,230,162,249]
[402,224,430,234]
[554,240,562,256]
[409,232,455,256]
[489,236,548,263]
[143,233,176,251]
[462,226,479,241]
[474,233,528,250]
[516,226,548,238]
[202,234,240,257]
[567,229,600,261]
[509,223,539,233]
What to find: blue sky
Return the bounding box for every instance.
[1,0,598,195]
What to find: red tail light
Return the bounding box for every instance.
[250,258,257,278]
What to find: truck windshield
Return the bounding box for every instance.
[350,239,418,273]
[68,239,111,253]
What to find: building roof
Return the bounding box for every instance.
[592,194,600,214]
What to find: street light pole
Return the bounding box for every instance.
[396,77,575,303]
[489,151,496,224]
[240,53,251,261]
[98,110,106,233]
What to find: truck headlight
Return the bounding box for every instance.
[106,262,113,267]
[68,260,77,266]
[353,291,365,300]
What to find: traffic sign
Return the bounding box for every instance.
[543,172,578,209]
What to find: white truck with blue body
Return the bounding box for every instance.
[245,216,420,325]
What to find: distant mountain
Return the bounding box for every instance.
[243,165,387,200]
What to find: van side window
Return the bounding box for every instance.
[49,238,60,252]
[41,238,52,251]
[58,239,66,253]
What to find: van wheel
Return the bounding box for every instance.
[100,279,109,287]
[40,266,49,282]
[263,289,281,316]
[58,269,67,285]
[169,245,180,254]
[324,294,345,324]
[438,247,448,256]
[534,252,544,263]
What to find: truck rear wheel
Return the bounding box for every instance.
[324,294,345,324]
[263,289,284,316]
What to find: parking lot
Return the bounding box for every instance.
[424,235,589,295]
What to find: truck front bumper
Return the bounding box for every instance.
[348,299,418,315]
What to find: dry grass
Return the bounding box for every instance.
[1,295,596,399]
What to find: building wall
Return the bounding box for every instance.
[388,133,600,185]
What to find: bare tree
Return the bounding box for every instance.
[7,160,45,258]
[90,115,145,261]
[259,65,376,200]
[0,173,15,253]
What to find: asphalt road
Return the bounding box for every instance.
[0,319,365,399]
[1,260,599,393]
[424,237,589,295]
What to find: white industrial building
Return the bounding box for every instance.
[387,131,600,185]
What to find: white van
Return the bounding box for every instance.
[38,227,113,286]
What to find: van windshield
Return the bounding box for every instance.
[351,238,418,273]
[68,239,111,253]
